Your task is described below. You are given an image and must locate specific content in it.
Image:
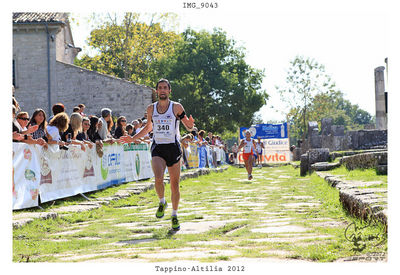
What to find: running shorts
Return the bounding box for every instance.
[243,152,253,161]
[151,141,182,167]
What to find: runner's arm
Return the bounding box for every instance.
[119,105,153,144]
[174,103,195,131]
[237,140,245,150]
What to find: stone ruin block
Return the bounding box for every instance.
[300,153,308,176]
[308,121,319,137]
[364,124,375,130]
[309,133,322,148]
[321,118,333,136]
[330,125,345,136]
[300,148,330,176]
[308,148,330,166]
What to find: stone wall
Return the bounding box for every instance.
[340,151,387,173]
[301,119,387,153]
[13,26,58,115]
[55,61,153,122]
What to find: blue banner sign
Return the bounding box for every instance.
[240,123,288,139]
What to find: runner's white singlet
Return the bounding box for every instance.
[152,101,180,144]
[243,138,255,154]
[256,142,263,153]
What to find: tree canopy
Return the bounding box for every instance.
[156,28,268,133]
[277,56,373,144]
[74,13,180,86]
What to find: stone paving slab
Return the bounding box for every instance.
[12,167,228,229]
[251,225,309,234]
[316,172,388,226]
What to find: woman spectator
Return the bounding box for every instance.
[12,105,23,141]
[198,130,207,146]
[114,116,127,139]
[87,116,102,143]
[14,112,38,134]
[27,108,48,141]
[76,117,94,149]
[13,111,45,145]
[126,124,134,136]
[61,112,86,151]
[46,112,68,147]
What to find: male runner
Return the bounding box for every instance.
[238,130,257,180]
[120,79,195,231]
[255,137,264,167]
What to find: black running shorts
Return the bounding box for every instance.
[151,141,182,167]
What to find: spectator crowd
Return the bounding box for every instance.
[12,86,235,168]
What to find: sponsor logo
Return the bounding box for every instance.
[101,155,109,180]
[135,153,140,176]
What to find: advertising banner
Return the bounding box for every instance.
[238,122,290,164]
[12,143,40,210]
[38,144,97,203]
[240,123,288,139]
[185,143,199,169]
[13,142,154,209]
[198,145,207,168]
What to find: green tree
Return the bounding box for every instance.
[157,28,268,133]
[74,12,180,86]
[279,56,373,145]
[277,56,338,141]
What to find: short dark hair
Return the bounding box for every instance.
[126,124,133,131]
[156,78,171,90]
[52,103,65,115]
[101,108,112,118]
[73,106,80,112]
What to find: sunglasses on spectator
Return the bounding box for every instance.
[18,117,30,121]
[83,123,90,126]
[121,120,127,122]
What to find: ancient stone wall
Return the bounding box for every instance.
[55,61,153,122]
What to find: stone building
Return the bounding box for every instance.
[12,12,153,121]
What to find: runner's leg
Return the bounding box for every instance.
[167,160,181,213]
[248,155,253,177]
[244,157,250,176]
[152,156,167,199]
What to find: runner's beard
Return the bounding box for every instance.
[159,94,168,100]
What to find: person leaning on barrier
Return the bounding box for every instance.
[98,108,117,144]
[14,111,46,146]
[12,106,23,141]
[27,109,48,141]
[46,112,68,148]
[114,116,127,139]
[126,124,134,136]
[61,112,86,151]
[87,116,102,144]
[76,117,94,149]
